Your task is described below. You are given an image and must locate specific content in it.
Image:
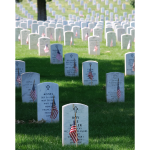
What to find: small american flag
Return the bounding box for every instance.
[50,99,58,119]
[85,33,88,40]
[110,39,113,47]
[50,33,53,40]
[42,33,45,37]
[117,79,121,99]
[75,30,78,37]
[73,61,78,73]
[37,42,39,47]
[58,33,61,41]
[26,37,28,44]
[134,38,135,42]
[127,40,131,50]
[93,44,98,52]
[44,44,49,53]
[69,120,78,143]
[90,28,93,32]
[18,34,20,41]
[56,49,62,61]
[70,36,72,45]
[132,58,135,71]
[16,69,21,84]
[35,30,37,34]
[88,69,93,80]
[30,81,37,102]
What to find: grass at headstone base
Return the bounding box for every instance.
[16,0,135,149]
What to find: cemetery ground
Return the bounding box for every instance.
[15,31,135,149]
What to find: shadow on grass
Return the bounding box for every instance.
[15,56,134,149]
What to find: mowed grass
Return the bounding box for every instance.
[16,1,135,150]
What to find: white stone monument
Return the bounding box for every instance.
[64,31,74,46]
[29,33,40,50]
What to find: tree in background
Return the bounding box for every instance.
[16,0,52,21]
[130,0,135,8]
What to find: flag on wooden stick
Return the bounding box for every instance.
[18,34,20,41]
[70,36,72,45]
[117,78,121,99]
[16,68,21,84]
[44,44,49,53]
[30,80,37,102]
[56,47,62,61]
[69,120,78,143]
[50,96,58,119]
[110,39,113,47]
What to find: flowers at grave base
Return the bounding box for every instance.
[127,40,131,50]
[69,120,78,143]
[44,44,49,53]
[117,78,121,99]
[30,80,37,102]
[110,39,113,47]
[50,96,58,119]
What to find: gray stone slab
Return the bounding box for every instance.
[82,61,99,85]
[55,27,64,41]
[81,27,90,41]
[20,22,27,29]
[37,82,59,123]
[45,27,54,41]
[106,72,125,102]
[15,60,25,87]
[50,44,63,64]
[20,29,30,45]
[38,25,46,37]
[15,27,23,41]
[31,23,39,33]
[21,72,40,103]
[64,53,79,76]
[125,52,135,76]
[64,31,74,46]
[93,27,103,42]
[72,26,80,38]
[116,28,125,42]
[130,29,135,42]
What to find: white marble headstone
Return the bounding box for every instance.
[81,27,90,41]
[121,34,132,49]
[64,53,79,77]
[38,25,46,37]
[15,60,25,87]
[21,72,40,103]
[106,72,125,102]
[38,37,50,56]
[130,29,135,42]
[116,28,125,42]
[45,27,54,41]
[15,27,23,41]
[106,31,116,47]
[72,26,80,39]
[82,61,99,85]
[20,29,30,45]
[20,22,27,29]
[37,82,59,123]
[55,27,64,41]
[125,52,135,76]
[93,28,103,42]
[31,23,39,33]
[29,33,40,50]
[62,103,89,146]
[64,31,74,46]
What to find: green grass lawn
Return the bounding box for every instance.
[15,0,135,149]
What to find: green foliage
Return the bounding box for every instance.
[130,0,135,8]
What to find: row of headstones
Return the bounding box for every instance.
[104,21,135,48]
[16,52,134,99]
[16,3,34,19]
[27,0,38,13]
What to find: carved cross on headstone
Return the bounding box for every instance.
[46,85,50,90]
[73,106,78,113]
[70,54,73,58]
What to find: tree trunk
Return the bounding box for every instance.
[37,0,47,21]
